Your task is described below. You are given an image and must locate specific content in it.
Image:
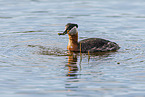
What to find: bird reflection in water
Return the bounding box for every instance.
[66,51,80,77]
[65,51,81,92]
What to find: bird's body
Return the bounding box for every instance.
[79,38,120,52]
[58,23,120,53]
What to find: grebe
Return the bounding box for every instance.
[58,23,120,53]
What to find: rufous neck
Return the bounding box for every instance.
[67,33,78,51]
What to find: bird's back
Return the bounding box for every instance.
[78,38,120,52]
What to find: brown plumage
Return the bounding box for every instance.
[79,38,120,53]
[58,23,120,53]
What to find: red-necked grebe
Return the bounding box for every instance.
[58,23,120,53]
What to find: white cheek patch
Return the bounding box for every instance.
[69,26,78,35]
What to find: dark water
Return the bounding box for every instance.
[0,0,145,97]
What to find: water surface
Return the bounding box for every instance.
[0,0,145,97]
